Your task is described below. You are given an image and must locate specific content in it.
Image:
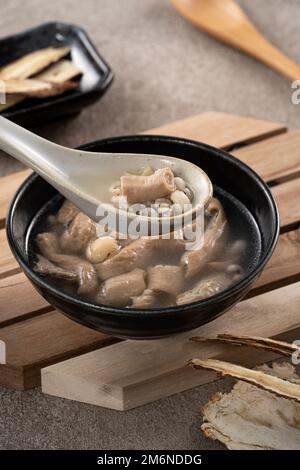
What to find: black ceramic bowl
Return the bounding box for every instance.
[0,22,113,127]
[6,136,279,339]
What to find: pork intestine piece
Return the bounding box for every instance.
[35,255,78,282]
[131,289,175,308]
[131,289,162,308]
[176,276,229,305]
[182,198,227,279]
[148,265,184,296]
[57,255,98,295]
[35,232,98,294]
[56,200,80,226]
[36,232,61,261]
[99,268,146,307]
[96,237,185,281]
[60,212,96,254]
[120,167,176,204]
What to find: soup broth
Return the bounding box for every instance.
[31,167,261,309]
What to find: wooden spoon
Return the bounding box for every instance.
[171,0,300,81]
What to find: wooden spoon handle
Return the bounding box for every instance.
[220,21,300,82]
[172,0,300,81]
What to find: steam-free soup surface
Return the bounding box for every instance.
[33,167,248,308]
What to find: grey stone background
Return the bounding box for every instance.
[0,0,299,450]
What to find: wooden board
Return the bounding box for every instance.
[0,229,19,279]
[144,112,286,148]
[0,311,117,390]
[271,178,300,232]
[41,282,300,410]
[0,111,299,393]
[0,273,52,327]
[247,228,300,297]
[233,129,300,183]
[0,169,30,228]
[0,226,298,389]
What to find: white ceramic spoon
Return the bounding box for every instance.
[0,116,212,223]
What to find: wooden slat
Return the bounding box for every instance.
[271,178,300,232]
[0,229,19,279]
[0,272,52,327]
[233,129,300,183]
[145,112,286,148]
[249,229,300,297]
[41,282,300,410]
[0,169,31,228]
[0,311,118,390]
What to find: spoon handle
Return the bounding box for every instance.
[0,116,64,177]
[172,0,300,81]
[219,21,300,82]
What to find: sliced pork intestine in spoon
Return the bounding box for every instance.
[120,167,176,204]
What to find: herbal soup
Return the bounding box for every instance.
[34,166,247,308]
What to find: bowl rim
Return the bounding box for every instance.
[6,134,280,317]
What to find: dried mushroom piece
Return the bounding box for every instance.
[189,358,300,402]
[191,334,300,357]
[201,362,300,450]
[0,47,70,80]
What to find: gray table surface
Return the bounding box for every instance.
[0,0,298,450]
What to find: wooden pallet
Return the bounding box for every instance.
[0,112,299,401]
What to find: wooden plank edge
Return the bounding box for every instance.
[0,266,21,280]
[233,128,300,184]
[248,273,300,299]
[0,305,53,329]
[0,336,120,390]
[41,332,299,411]
[144,112,287,149]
